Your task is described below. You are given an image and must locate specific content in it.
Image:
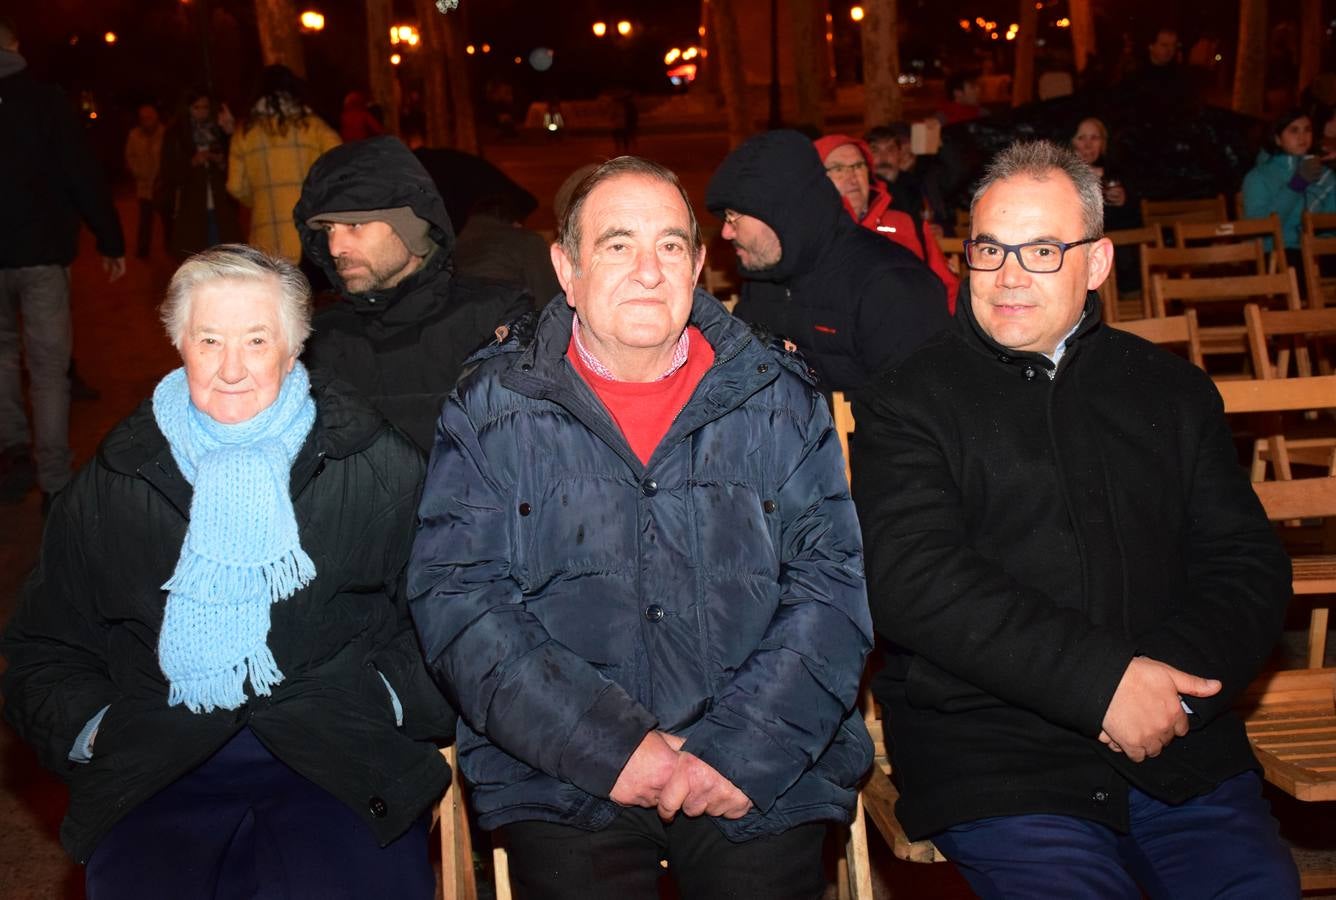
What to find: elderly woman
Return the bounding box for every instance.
[1,245,454,898]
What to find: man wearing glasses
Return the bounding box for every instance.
[852,140,1299,896]
[707,129,947,392]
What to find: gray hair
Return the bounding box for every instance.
[161,244,312,354]
[970,140,1105,239]
[557,156,703,267]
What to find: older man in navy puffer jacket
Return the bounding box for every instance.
[408,156,873,900]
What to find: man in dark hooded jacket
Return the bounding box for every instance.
[706,129,949,393]
[295,136,531,452]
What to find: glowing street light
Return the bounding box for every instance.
[466,44,476,55]
[616,20,632,37]
[682,46,698,60]
[390,53,402,65]
[592,21,607,37]
[103,31,117,44]
[299,11,324,31]
[390,25,419,46]
[481,43,491,53]
[665,48,681,65]
[850,6,865,22]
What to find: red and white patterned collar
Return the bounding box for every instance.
[571,313,691,382]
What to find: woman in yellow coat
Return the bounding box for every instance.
[227,66,340,262]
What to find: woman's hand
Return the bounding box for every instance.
[1104,182,1127,207]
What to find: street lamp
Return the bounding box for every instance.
[299,11,324,32]
[850,6,864,22]
[617,20,632,37]
[592,21,607,37]
[390,53,402,65]
[103,31,117,44]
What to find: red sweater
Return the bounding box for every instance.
[568,326,715,466]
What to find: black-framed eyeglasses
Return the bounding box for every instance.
[963,237,1098,273]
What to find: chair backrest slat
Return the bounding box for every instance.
[1254,476,1336,521]
[1216,373,1336,413]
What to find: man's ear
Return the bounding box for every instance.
[692,245,707,286]
[550,242,577,305]
[1086,237,1114,293]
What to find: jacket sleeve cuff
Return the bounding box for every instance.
[682,716,791,814]
[68,704,111,764]
[556,684,658,798]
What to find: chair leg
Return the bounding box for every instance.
[439,746,479,900]
[493,844,512,900]
[843,794,875,900]
[1309,607,1330,669]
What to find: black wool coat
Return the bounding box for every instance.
[851,287,1290,840]
[1,374,456,862]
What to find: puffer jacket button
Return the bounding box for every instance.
[762,499,776,513]
[998,353,1012,363]
[518,502,531,516]
[1023,366,1036,381]
[644,604,665,622]
[1090,789,1109,804]
[757,363,769,374]
[369,796,388,817]
[641,478,658,497]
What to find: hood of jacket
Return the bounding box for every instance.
[294,136,456,298]
[705,129,849,284]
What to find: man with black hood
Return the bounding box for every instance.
[706,129,948,393]
[295,136,531,452]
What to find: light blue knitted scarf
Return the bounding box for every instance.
[152,362,317,713]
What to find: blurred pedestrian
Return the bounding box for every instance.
[159,90,241,258]
[227,65,340,262]
[125,103,166,259]
[340,90,385,143]
[0,15,125,509]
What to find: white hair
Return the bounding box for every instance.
[160,244,312,354]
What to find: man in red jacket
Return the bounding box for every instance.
[813,134,957,310]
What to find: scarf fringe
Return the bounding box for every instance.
[167,646,286,713]
[162,547,316,606]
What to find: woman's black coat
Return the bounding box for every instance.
[2,374,455,862]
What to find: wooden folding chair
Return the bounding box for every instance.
[1303,212,1336,238]
[1140,194,1228,244]
[1301,232,1336,311]
[831,391,946,891]
[1141,243,1268,318]
[1107,311,1204,369]
[1172,214,1287,274]
[1099,225,1161,322]
[435,745,488,900]
[1150,271,1303,371]
[1237,666,1336,891]
[1248,475,1336,669]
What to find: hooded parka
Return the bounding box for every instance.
[296,136,532,453]
[1,373,455,862]
[706,129,949,393]
[408,291,874,841]
[851,285,1291,840]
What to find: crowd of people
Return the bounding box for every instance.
[0,9,1326,899]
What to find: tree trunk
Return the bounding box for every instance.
[253,0,305,77]
[1068,0,1095,75]
[699,0,721,99]
[787,0,824,132]
[1011,0,1037,107]
[860,0,901,129]
[439,6,478,154]
[415,0,451,146]
[365,0,399,135]
[1299,0,1322,98]
[711,0,753,148]
[1233,0,1266,117]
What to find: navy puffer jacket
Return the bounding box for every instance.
[408,290,874,840]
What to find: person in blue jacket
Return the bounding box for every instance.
[408,156,873,900]
[1242,108,1336,267]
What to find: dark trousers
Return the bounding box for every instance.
[135,198,165,257]
[930,772,1299,900]
[86,727,434,900]
[500,809,827,900]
